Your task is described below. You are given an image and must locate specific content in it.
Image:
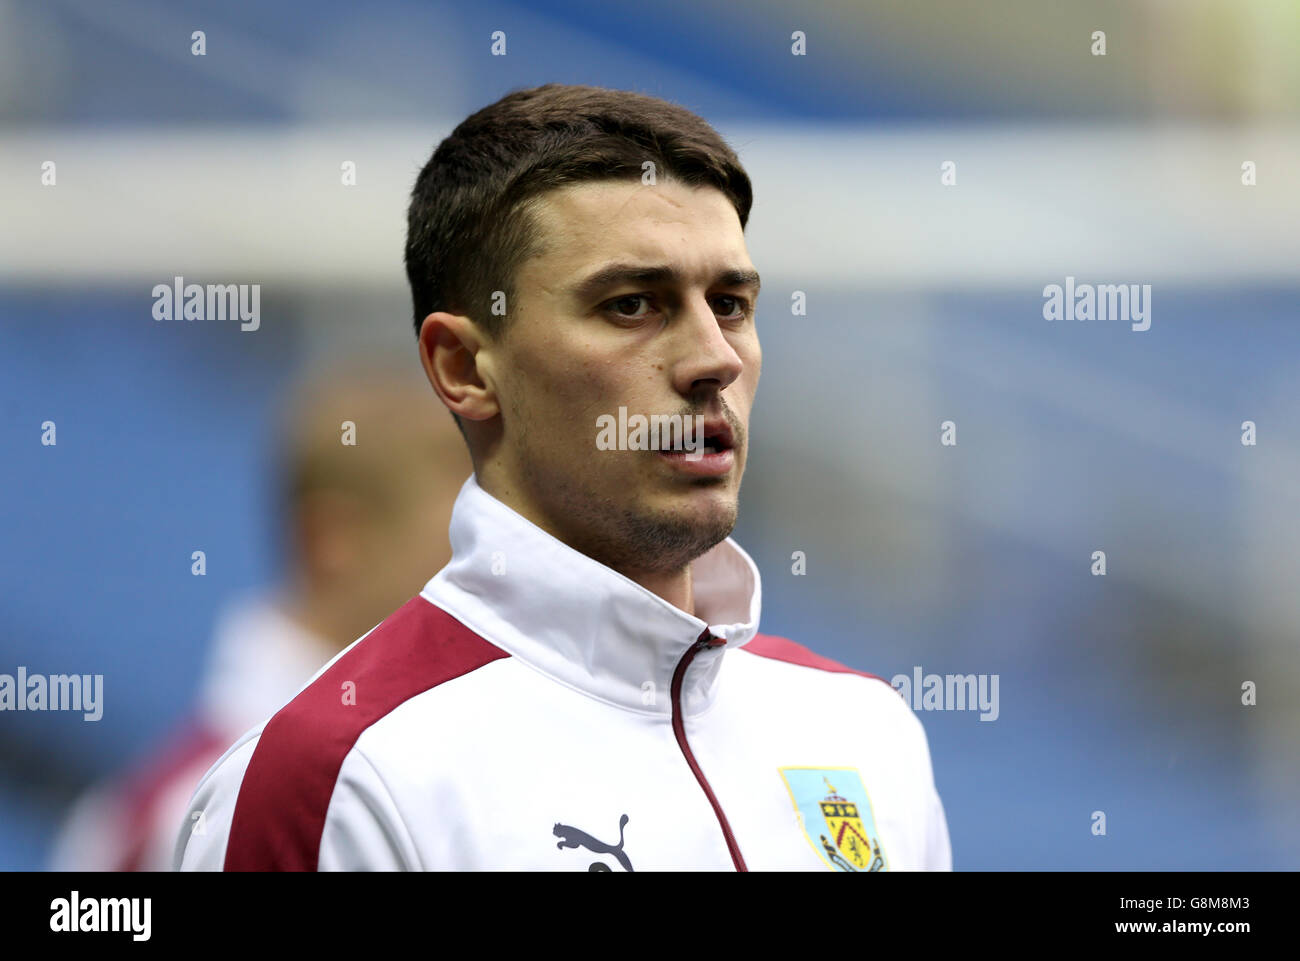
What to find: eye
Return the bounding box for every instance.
[604,294,654,319]
[712,295,751,320]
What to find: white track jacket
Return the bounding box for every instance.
[175,474,952,871]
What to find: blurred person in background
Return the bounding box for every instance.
[47,355,471,871]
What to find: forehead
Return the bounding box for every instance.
[521,179,750,290]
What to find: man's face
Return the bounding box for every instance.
[482,177,761,576]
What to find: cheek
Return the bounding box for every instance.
[743,332,762,376]
[739,342,762,399]
[731,367,760,416]
[541,361,626,425]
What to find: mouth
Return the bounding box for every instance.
[657,418,736,477]
[700,421,734,455]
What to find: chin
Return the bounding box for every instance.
[664,490,738,539]
[654,478,734,510]
[588,482,738,573]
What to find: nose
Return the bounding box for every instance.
[670,294,745,398]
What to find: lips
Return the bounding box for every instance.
[654,415,737,478]
[700,420,734,453]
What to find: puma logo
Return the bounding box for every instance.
[553,813,634,872]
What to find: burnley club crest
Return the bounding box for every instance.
[780,767,887,872]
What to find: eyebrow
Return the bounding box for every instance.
[568,262,762,305]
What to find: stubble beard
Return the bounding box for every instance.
[525,445,739,576]
[604,484,738,575]
[509,384,743,575]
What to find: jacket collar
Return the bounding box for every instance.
[421,474,761,716]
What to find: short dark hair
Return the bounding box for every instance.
[403,83,753,342]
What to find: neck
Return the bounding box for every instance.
[625,565,695,617]
[475,468,698,617]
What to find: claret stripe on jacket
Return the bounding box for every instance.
[742,633,890,687]
[223,597,508,871]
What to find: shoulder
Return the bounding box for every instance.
[188,596,509,870]
[735,631,927,738]
[738,632,892,686]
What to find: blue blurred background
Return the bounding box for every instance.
[2,0,1298,869]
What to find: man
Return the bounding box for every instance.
[176,83,951,871]
[49,356,469,871]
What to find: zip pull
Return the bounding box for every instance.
[694,628,725,650]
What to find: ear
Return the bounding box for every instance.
[418,312,500,423]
